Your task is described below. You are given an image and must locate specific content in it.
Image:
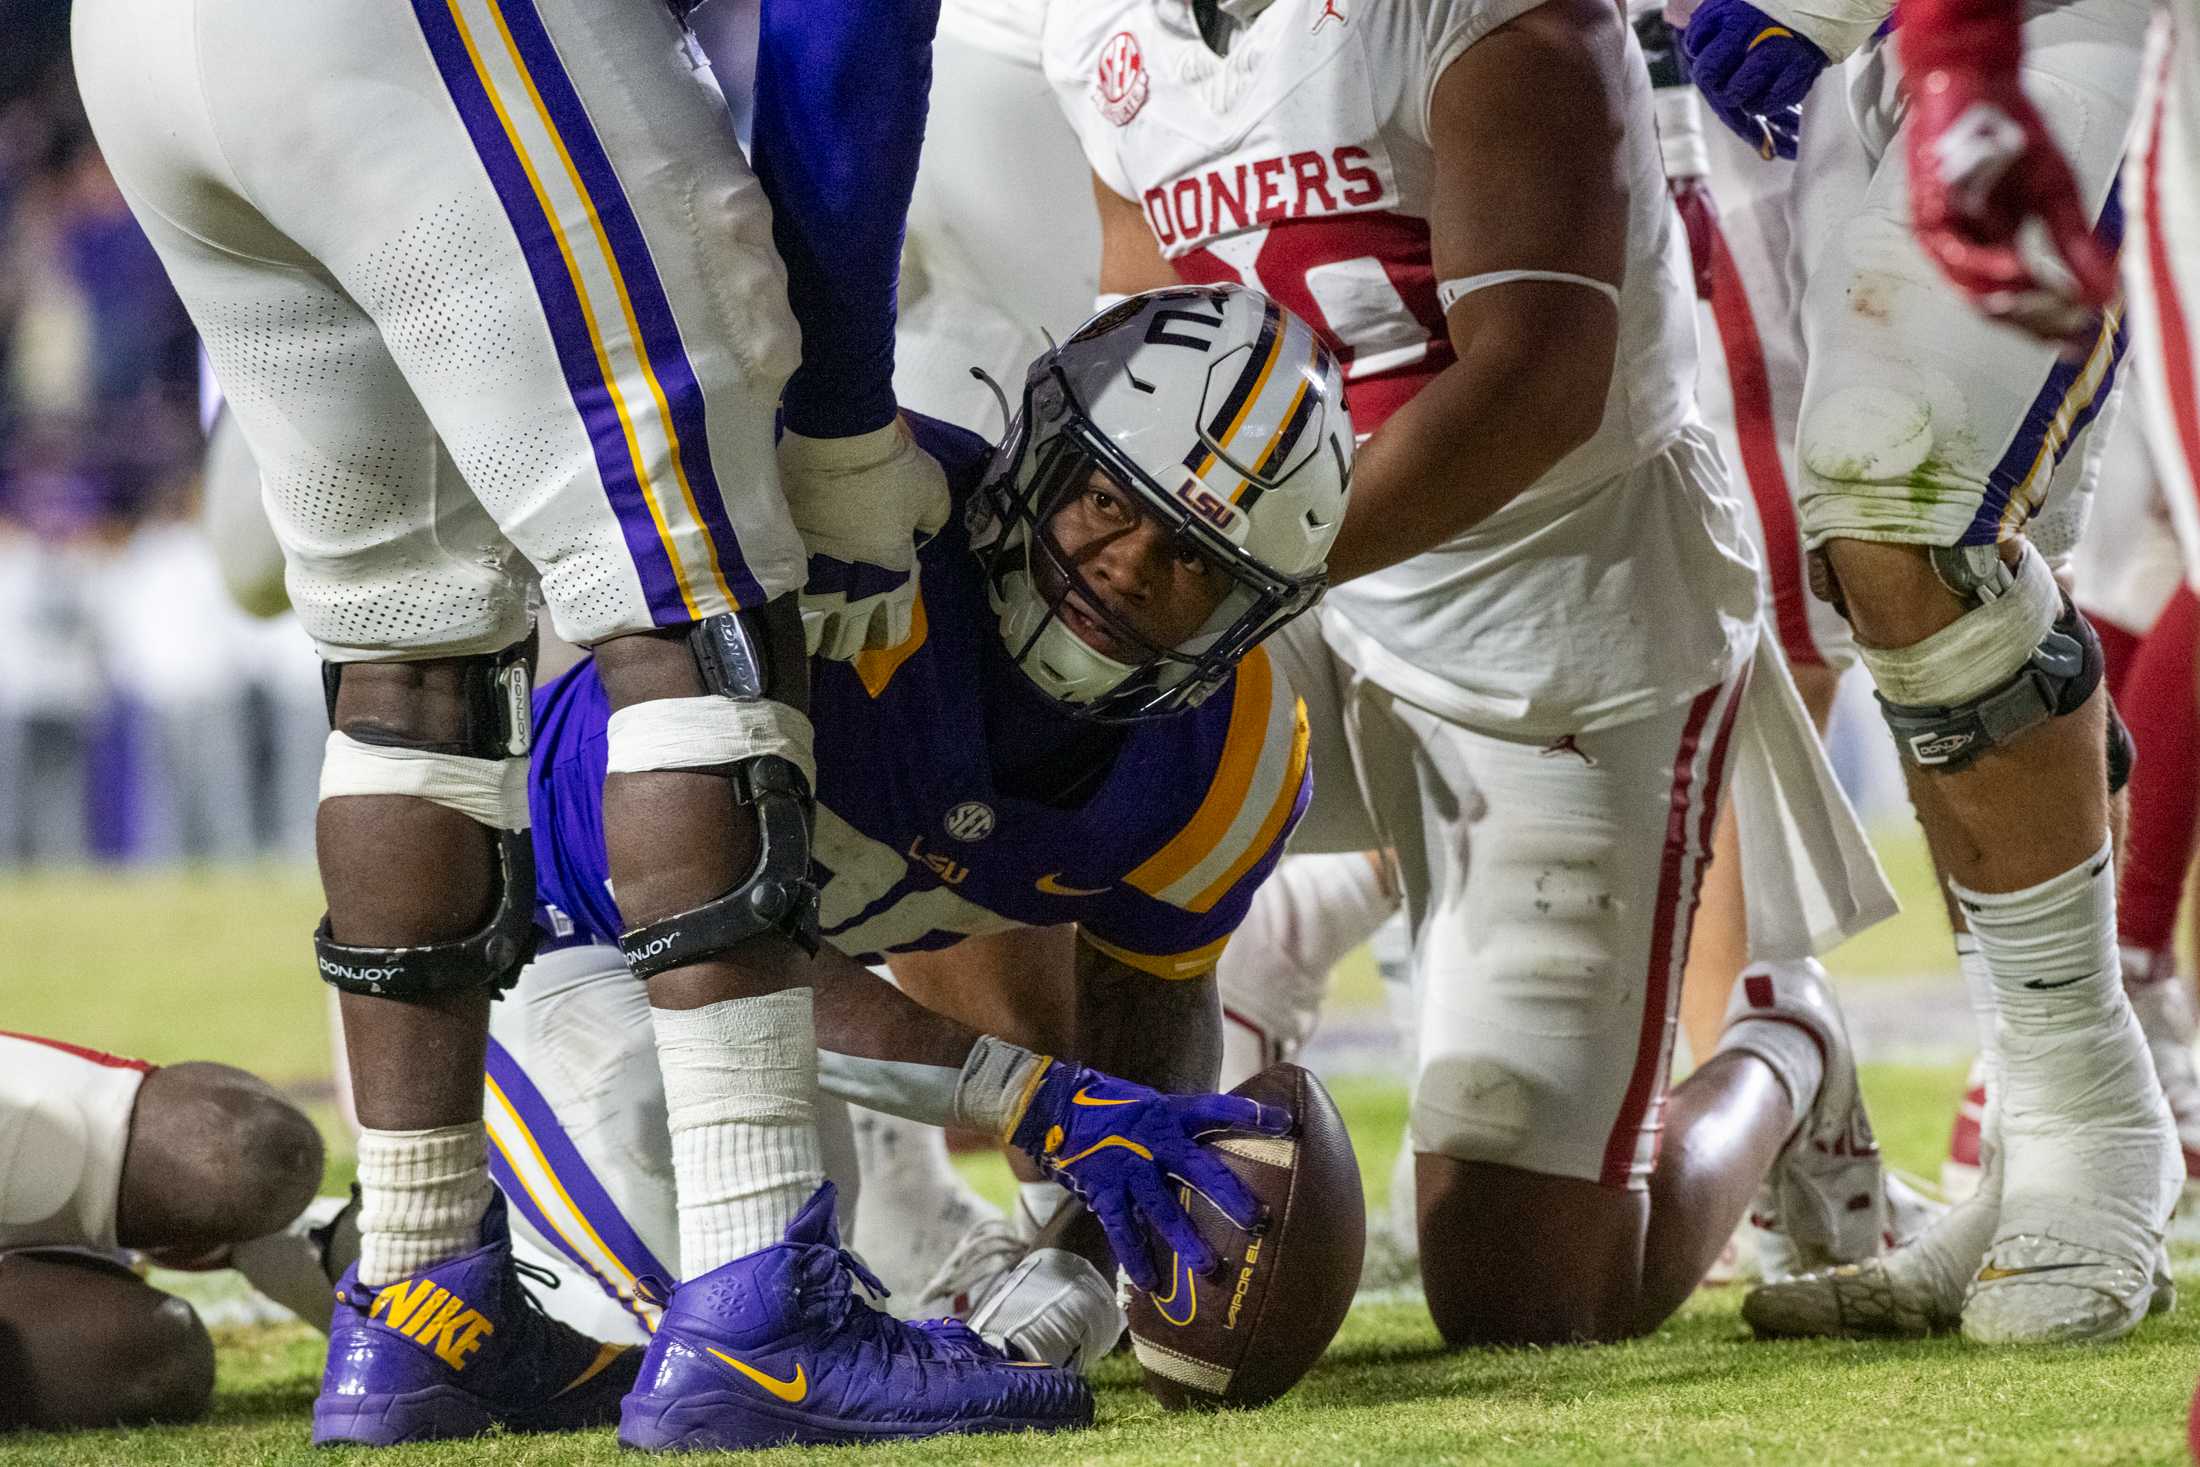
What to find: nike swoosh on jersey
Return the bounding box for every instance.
[705,1348,808,1403]
[1036,872,1112,897]
[1072,1087,1137,1106]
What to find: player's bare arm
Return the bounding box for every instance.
[1325,0,1630,584]
[1093,173,1185,296]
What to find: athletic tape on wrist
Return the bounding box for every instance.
[319,731,529,831]
[954,1034,1052,1142]
[1654,87,1712,181]
[605,696,816,786]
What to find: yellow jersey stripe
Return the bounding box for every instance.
[1187,695,1309,913]
[853,591,929,698]
[1125,645,1275,897]
[1079,929,1231,979]
[441,0,703,618]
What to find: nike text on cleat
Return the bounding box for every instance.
[617,1183,1092,1451]
[311,1192,638,1446]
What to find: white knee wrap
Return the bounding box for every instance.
[1855,543,2061,708]
[319,731,529,831]
[604,696,816,787]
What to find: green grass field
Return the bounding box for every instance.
[4,852,2198,1466]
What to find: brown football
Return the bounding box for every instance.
[1123,1063,1364,1410]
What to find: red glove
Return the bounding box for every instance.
[1898,0,2117,349]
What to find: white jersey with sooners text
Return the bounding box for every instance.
[1043,0,1759,733]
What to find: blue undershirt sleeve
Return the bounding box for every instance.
[749,0,942,439]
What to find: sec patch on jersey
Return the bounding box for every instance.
[1124,1063,1364,1410]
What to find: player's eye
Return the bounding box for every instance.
[1175,542,1214,577]
[1087,484,1132,522]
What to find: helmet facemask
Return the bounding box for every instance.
[975,367,1322,723]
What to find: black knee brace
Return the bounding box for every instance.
[615,597,821,980]
[1876,596,2105,772]
[314,637,539,1000]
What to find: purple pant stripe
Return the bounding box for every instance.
[408,0,692,623]
[494,0,768,608]
[485,1035,673,1310]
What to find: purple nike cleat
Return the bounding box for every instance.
[617,1182,1093,1451]
[312,1192,638,1446]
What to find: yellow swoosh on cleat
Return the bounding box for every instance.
[1975,1263,2092,1283]
[705,1348,808,1403]
[554,1342,632,1397]
[1037,872,1112,897]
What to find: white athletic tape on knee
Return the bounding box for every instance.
[319,732,529,831]
[1437,270,1618,314]
[1856,544,2060,708]
[605,696,817,787]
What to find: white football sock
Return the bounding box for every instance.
[1954,933,2000,1154]
[1216,851,1398,1089]
[1956,840,2176,1232]
[1715,972,1828,1136]
[653,989,826,1276]
[355,1124,493,1286]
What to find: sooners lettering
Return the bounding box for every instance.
[1142,147,1384,249]
[1175,212,1454,435]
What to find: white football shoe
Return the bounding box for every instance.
[962,1248,1126,1370]
[227,1190,360,1333]
[2123,949,2200,1211]
[1724,960,1888,1277]
[910,1215,1031,1323]
[1745,1146,1999,1338]
[1962,977,2183,1345]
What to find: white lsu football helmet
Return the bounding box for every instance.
[971,284,1352,721]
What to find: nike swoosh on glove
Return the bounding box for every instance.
[1007,1063,1290,1293]
[781,418,953,662]
[1901,65,2116,349]
[1683,0,1827,160]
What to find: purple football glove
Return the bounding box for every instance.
[1008,1063,1290,1292]
[1682,0,1827,160]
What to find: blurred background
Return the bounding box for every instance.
[0,0,324,871]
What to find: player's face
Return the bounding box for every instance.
[1036,467,1233,660]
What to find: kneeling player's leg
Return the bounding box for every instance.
[0,1254,213,1431]
[1393,679,1745,1346]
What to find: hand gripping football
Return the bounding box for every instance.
[1122,1063,1364,1409]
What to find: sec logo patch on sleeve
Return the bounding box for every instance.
[1095,31,1150,127]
